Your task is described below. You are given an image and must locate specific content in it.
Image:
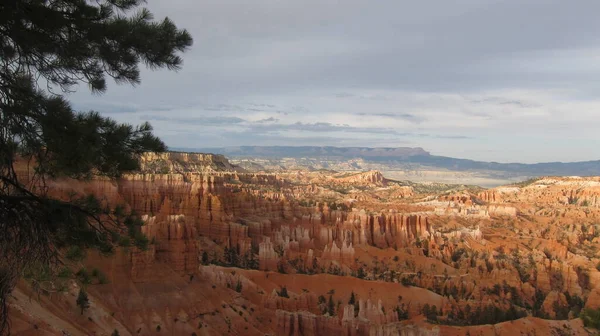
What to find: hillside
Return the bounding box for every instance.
[174,146,600,187]
[9,152,600,335]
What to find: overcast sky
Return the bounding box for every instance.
[71,0,600,163]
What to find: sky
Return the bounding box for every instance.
[70,0,600,163]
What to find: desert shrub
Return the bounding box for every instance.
[356,267,366,279]
[118,236,131,247]
[550,270,565,291]
[65,246,86,261]
[394,305,409,320]
[401,276,416,287]
[76,268,92,285]
[57,267,72,279]
[327,295,335,316]
[452,248,466,262]
[277,286,289,298]
[580,308,600,329]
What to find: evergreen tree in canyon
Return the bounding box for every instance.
[0,1,192,332]
[76,288,90,315]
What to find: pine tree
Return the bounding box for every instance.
[327,295,335,317]
[76,289,90,315]
[278,286,289,298]
[112,330,120,336]
[357,267,366,279]
[422,304,431,317]
[0,1,192,332]
[348,291,356,305]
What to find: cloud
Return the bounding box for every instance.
[255,117,279,123]
[65,0,600,163]
[139,115,246,125]
[469,97,542,108]
[356,112,425,123]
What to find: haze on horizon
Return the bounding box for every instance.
[70,0,600,164]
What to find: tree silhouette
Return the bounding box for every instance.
[348,291,356,305]
[76,289,90,315]
[0,1,192,332]
[278,286,289,298]
[327,295,335,316]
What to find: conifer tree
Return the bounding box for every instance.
[76,288,90,315]
[327,295,335,316]
[0,1,192,332]
[278,286,289,298]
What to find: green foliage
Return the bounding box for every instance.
[118,236,132,247]
[235,280,242,293]
[394,305,409,320]
[277,286,289,298]
[401,276,416,287]
[327,264,342,276]
[422,304,431,316]
[327,295,335,316]
[580,308,600,329]
[451,248,466,263]
[132,231,150,250]
[277,261,287,274]
[565,292,585,318]
[356,267,366,279]
[575,267,591,291]
[0,0,192,332]
[92,268,109,284]
[444,303,527,326]
[274,245,285,257]
[552,300,570,320]
[532,289,547,317]
[224,246,240,266]
[428,305,438,322]
[510,178,540,188]
[65,246,86,261]
[241,251,259,270]
[348,291,356,305]
[549,269,565,291]
[76,289,90,315]
[76,268,92,285]
[23,264,53,282]
[202,251,209,265]
[512,252,531,283]
[58,267,72,279]
[112,330,120,336]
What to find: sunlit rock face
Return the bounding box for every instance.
[8,155,599,336]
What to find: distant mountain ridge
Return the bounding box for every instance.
[171,146,600,176]
[181,146,430,159]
